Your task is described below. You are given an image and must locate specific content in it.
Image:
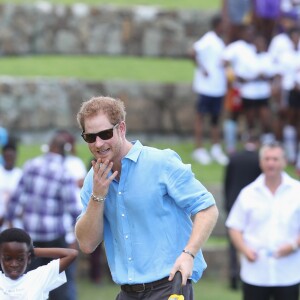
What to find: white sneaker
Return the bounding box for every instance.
[192,148,212,165]
[210,144,228,166]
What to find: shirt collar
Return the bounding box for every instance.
[123,140,143,163]
[253,171,294,190]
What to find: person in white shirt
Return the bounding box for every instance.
[222,24,256,153]
[0,142,22,230]
[276,27,300,165]
[236,33,277,144]
[189,14,228,165]
[226,142,300,300]
[0,227,78,300]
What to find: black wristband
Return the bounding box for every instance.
[182,249,195,259]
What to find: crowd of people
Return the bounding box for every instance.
[0,95,299,300]
[0,95,219,300]
[190,3,300,298]
[1,2,300,299]
[0,128,111,299]
[190,0,300,173]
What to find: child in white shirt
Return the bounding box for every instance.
[0,228,78,299]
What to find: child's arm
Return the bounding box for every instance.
[33,247,78,273]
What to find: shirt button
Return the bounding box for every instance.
[128,257,132,261]
[119,192,122,195]
[125,235,128,239]
[129,278,132,281]
[122,214,125,217]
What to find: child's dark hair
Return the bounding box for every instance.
[0,228,34,255]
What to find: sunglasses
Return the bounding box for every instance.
[81,123,119,143]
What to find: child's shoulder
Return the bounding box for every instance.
[28,259,61,276]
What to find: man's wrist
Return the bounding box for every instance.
[182,249,195,259]
[91,193,106,203]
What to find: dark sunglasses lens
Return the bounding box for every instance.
[82,128,114,143]
[99,128,113,140]
[82,133,96,143]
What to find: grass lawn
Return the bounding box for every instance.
[0,56,194,83]
[17,140,298,186]
[0,0,221,10]
[17,140,227,185]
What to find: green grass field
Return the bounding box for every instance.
[0,56,194,83]
[17,140,298,186]
[17,141,227,185]
[0,0,219,82]
[0,0,220,10]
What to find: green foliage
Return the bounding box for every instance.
[0,0,220,10]
[0,56,194,83]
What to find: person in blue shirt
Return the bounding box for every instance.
[75,96,219,300]
[0,125,9,166]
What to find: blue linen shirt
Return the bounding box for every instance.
[79,140,216,284]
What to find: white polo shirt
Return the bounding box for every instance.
[268,33,294,63]
[240,51,278,99]
[223,40,276,99]
[223,40,257,78]
[226,172,300,286]
[192,31,226,97]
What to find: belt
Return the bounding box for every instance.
[121,276,170,293]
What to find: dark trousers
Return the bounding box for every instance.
[115,280,193,300]
[89,243,103,282]
[243,282,300,300]
[28,236,68,300]
[229,239,240,289]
